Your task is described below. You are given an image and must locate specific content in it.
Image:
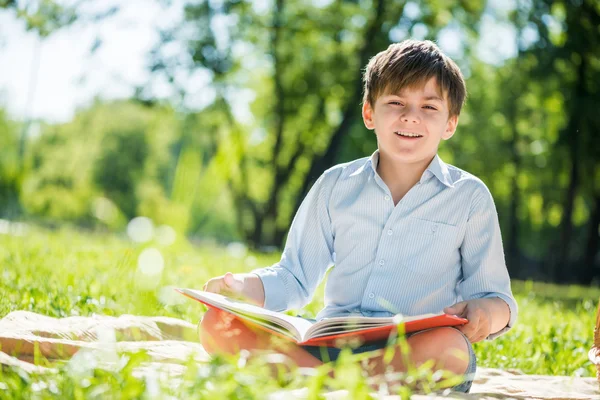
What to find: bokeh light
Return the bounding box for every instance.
[137,248,164,276]
[155,225,176,246]
[0,219,27,236]
[158,285,186,306]
[127,217,154,243]
[226,242,247,258]
[92,197,118,223]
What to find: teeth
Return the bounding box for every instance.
[395,131,422,137]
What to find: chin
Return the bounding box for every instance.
[387,150,436,165]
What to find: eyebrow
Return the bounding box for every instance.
[423,96,444,102]
[384,94,444,102]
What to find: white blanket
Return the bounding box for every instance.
[0,311,596,399]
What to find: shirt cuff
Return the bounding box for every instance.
[482,293,518,340]
[250,268,288,312]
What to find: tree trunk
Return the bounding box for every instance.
[554,57,586,282]
[293,0,388,222]
[246,0,389,249]
[506,78,521,278]
[580,194,600,284]
[554,155,578,281]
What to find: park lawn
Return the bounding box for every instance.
[0,224,597,398]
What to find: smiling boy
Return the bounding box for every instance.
[200,40,517,393]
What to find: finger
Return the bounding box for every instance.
[472,334,485,343]
[444,301,468,316]
[456,325,481,344]
[472,327,489,343]
[204,278,226,294]
[453,324,468,335]
[223,272,245,293]
[467,309,489,341]
[457,323,475,341]
[461,314,480,341]
[475,320,492,342]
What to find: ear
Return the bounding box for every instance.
[442,115,458,140]
[362,101,375,130]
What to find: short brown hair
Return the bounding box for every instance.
[362,39,466,117]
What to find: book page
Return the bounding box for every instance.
[177,289,315,341]
[306,313,439,339]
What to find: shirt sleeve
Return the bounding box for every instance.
[251,171,336,312]
[458,182,518,340]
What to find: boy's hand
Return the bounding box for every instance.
[203,272,266,308]
[443,299,493,343]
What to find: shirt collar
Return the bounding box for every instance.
[360,150,454,188]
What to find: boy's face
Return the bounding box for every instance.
[362,77,458,167]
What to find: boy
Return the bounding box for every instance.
[200,39,517,393]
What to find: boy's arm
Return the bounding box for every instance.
[250,172,337,312]
[450,182,518,341]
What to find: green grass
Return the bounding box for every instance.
[0,225,597,398]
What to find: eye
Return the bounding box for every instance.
[389,101,404,106]
[423,105,438,110]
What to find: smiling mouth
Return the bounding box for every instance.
[394,131,423,138]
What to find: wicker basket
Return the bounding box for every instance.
[589,298,600,384]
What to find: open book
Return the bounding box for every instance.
[177,288,468,347]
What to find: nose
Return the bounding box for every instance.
[400,107,420,124]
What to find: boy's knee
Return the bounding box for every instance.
[438,327,470,374]
[198,309,253,355]
[199,309,228,353]
[408,327,470,375]
[200,308,223,329]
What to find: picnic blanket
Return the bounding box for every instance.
[0,311,596,399]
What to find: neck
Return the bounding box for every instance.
[376,153,434,192]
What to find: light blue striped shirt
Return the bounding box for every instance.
[253,151,517,339]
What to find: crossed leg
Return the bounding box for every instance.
[199,308,323,369]
[199,309,469,379]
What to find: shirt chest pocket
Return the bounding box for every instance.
[397,217,460,275]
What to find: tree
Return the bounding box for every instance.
[0,1,119,220]
[0,108,21,218]
[0,0,78,37]
[524,0,600,281]
[151,0,486,248]
[22,100,181,227]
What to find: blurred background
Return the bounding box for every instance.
[0,0,598,285]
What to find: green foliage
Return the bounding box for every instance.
[93,126,149,218]
[0,226,597,398]
[0,0,77,37]
[20,101,182,229]
[1,0,599,281]
[150,0,487,247]
[0,97,238,240]
[0,109,22,218]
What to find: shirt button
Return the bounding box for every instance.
[387,229,393,235]
[432,224,438,232]
[368,293,375,299]
[379,259,385,265]
[384,195,390,201]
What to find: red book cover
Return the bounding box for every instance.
[301,314,467,347]
[178,288,468,347]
